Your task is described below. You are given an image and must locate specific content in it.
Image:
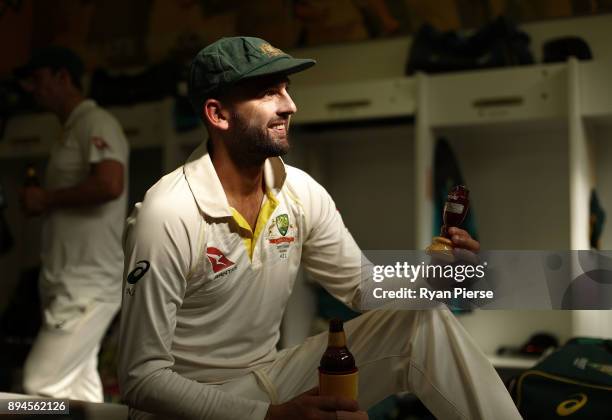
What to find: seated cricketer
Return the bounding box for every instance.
[118,36,521,420]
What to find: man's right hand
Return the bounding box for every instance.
[265,387,368,420]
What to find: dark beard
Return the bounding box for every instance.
[228,111,290,164]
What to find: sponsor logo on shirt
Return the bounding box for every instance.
[127,260,150,284]
[269,237,295,244]
[126,260,150,296]
[206,247,235,273]
[92,136,109,150]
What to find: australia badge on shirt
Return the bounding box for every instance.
[266,213,297,259]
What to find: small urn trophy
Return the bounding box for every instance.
[426,185,470,261]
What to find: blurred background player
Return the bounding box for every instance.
[15,46,129,402]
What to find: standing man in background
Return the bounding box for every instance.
[15,46,129,402]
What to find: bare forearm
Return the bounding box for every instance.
[47,159,124,210]
[49,177,122,209]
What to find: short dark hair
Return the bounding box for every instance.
[15,46,84,90]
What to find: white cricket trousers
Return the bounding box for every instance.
[220,306,522,419]
[23,301,119,402]
[131,306,522,419]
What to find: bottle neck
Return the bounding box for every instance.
[327,331,347,348]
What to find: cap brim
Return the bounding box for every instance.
[241,57,316,81]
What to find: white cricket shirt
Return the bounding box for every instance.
[119,143,367,419]
[40,99,129,312]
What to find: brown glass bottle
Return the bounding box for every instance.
[427,185,470,259]
[318,319,358,399]
[441,185,469,238]
[24,166,40,188]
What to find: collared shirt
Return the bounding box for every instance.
[41,99,129,318]
[119,143,366,419]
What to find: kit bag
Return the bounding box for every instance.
[511,337,612,419]
[406,16,533,75]
[543,36,593,63]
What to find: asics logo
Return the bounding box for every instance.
[556,393,588,416]
[127,260,150,284]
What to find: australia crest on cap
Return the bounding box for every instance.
[260,43,284,57]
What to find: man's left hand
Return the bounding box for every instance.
[448,227,480,252]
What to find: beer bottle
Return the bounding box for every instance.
[24,165,40,188]
[441,185,469,238]
[318,319,359,399]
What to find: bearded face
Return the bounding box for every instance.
[220,76,296,164]
[228,109,290,159]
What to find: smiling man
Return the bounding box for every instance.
[118,37,520,420]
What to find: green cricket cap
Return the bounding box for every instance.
[188,36,316,115]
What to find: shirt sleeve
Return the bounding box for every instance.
[85,110,129,165]
[299,174,371,312]
[118,197,270,420]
